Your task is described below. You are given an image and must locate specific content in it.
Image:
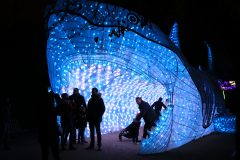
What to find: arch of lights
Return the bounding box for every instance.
[46,0,229,154]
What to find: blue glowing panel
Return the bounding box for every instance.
[169,22,181,50]
[213,115,236,133]
[140,105,174,153]
[46,0,222,154]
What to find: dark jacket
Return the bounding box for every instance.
[70,93,87,120]
[86,93,105,123]
[69,93,86,109]
[138,100,156,125]
[151,100,167,116]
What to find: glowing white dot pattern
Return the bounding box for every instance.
[60,63,167,136]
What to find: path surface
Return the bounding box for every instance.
[0,129,237,160]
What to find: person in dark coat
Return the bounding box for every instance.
[69,88,87,144]
[60,93,76,150]
[135,97,156,139]
[151,97,167,120]
[85,87,105,151]
[38,90,60,160]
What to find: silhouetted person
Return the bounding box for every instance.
[60,93,68,150]
[119,112,141,143]
[136,97,156,139]
[1,96,12,150]
[69,88,87,144]
[131,113,141,143]
[151,97,167,120]
[38,90,60,160]
[86,87,105,151]
[60,93,76,150]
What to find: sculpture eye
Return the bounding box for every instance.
[127,13,139,24]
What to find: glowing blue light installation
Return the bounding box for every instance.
[213,115,236,133]
[45,0,228,154]
[169,22,181,50]
[140,105,173,153]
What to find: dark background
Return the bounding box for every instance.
[1,0,239,128]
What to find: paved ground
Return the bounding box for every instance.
[0,128,237,160]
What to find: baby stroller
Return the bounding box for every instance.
[119,113,141,143]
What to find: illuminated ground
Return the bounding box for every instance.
[0,128,236,160]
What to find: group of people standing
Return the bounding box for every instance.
[59,87,106,151]
[38,85,167,160]
[59,88,88,151]
[38,87,105,160]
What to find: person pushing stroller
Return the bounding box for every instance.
[119,113,141,143]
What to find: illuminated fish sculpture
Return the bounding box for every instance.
[45,0,232,154]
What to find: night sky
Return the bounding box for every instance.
[1,0,239,126]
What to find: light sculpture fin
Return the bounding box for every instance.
[169,22,181,50]
[204,41,213,72]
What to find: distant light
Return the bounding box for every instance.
[218,80,236,90]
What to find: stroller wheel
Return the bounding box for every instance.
[119,130,124,141]
[119,134,122,141]
[118,129,125,141]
